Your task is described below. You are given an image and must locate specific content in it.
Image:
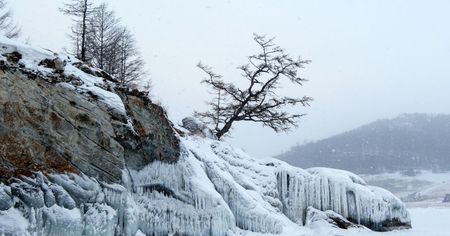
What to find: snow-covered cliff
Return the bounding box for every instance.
[0,36,410,235]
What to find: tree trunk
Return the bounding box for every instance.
[216,121,233,140]
[81,0,88,61]
[216,96,252,139]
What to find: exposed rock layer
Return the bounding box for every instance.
[0,57,179,183]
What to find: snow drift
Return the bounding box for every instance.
[0,36,410,235]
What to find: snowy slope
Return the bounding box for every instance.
[0,36,411,235]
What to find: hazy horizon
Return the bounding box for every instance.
[9,0,450,157]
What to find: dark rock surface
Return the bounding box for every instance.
[119,93,180,169]
[0,65,179,184]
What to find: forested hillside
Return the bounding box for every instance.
[278,114,450,174]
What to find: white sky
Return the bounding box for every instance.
[9,0,450,157]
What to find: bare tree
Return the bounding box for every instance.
[62,1,147,88]
[196,34,312,139]
[115,27,146,86]
[0,0,20,38]
[86,3,121,71]
[60,0,95,61]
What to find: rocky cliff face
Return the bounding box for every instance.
[0,40,179,183]
[0,37,411,236]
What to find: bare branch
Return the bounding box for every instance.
[0,0,20,38]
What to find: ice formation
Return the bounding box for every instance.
[0,36,411,235]
[184,136,411,233]
[0,136,411,235]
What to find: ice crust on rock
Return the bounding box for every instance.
[184,137,411,233]
[125,148,236,236]
[0,184,13,211]
[276,166,411,231]
[0,136,411,235]
[305,207,362,229]
[181,117,216,139]
[0,36,411,235]
[0,135,411,235]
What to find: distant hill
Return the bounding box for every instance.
[278,114,450,174]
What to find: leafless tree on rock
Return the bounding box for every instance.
[115,27,146,87]
[196,34,312,139]
[60,0,96,61]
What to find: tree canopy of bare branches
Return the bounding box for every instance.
[0,0,20,38]
[61,0,96,62]
[114,28,146,86]
[61,1,147,87]
[196,34,312,139]
[86,3,121,71]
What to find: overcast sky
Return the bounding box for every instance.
[9,0,450,157]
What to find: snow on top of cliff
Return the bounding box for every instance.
[0,36,55,70]
[0,36,128,121]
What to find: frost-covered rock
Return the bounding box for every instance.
[182,117,216,139]
[10,182,45,208]
[50,185,76,209]
[0,185,13,210]
[305,207,361,229]
[83,203,117,236]
[185,137,411,233]
[42,183,56,208]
